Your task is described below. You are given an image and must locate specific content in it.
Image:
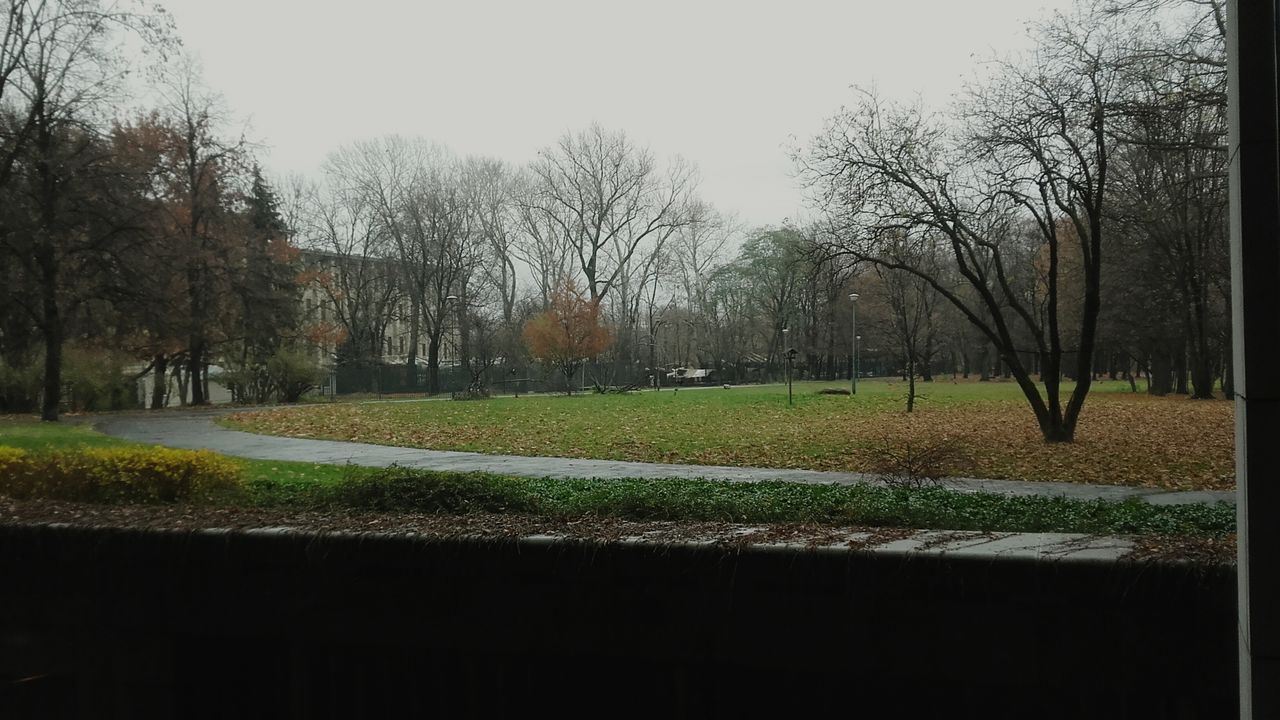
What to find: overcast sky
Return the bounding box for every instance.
[157,0,1075,229]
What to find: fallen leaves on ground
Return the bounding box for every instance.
[224,383,1234,491]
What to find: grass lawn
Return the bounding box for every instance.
[0,417,1235,540]
[225,379,1235,490]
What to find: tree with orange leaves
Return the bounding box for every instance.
[523,279,612,394]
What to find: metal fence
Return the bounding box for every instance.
[329,361,749,397]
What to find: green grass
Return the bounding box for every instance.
[0,420,130,450]
[224,379,1236,490]
[0,417,1236,539]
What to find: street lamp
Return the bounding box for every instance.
[446,295,461,345]
[445,295,461,393]
[849,293,860,395]
[782,327,795,406]
[856,335,862,387]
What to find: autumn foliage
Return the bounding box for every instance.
[523,280,612,393]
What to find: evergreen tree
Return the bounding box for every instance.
[228,166,302,402]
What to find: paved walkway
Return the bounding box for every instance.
[94,409,1234,506]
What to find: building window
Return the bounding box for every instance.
[398,337,405,354]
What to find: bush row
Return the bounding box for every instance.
[1,347,138,414]
[0,447,244,504]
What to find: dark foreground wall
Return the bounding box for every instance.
[0,525,1235,719]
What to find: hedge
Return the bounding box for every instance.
[0,447,244,504]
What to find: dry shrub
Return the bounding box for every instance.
[871,435,975,489]
[0,447,243,504]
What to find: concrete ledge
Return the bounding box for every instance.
[0,522,1235,718]
[195,525,1138,563]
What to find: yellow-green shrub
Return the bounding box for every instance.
[0,447,244,504]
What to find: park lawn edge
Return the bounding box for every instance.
[0,418,1235,541]
[216,381,1236,491]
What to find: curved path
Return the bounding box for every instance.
[95,409,1234,506]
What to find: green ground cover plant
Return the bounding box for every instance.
[291,467,1235,538]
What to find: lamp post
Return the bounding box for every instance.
[782,327,794,406]
[445,295,460,393]
[849,293,860,395]
[856,335,862,387]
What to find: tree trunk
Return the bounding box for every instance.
[458,292,471,376]
[426,333,441,394]
[824,305,836,380]
[188,344,206,405]
[39,264,62,422]
[921,335,934,382]
[406,296,421,381]
[1149,354,1172,396]
[562,362,577,395]
[906,357,916,413]
[151,354,168,409]
[1187,306,1214,399]
[1223,342,1235,398]
[1174,345,1188,395]
[175,364,188,406]
[34,112,62,422]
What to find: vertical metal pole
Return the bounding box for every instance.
[849,293,860,395]
[778,356,788,407]
[782,327,790,403]
[852,302,858,395]
[1227,2,1280,716]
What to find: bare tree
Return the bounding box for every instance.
[510,168,575,309]
[328,137,484,393]
[607,231,670,382]
[737,228,806,378]
[527,124,696,305]
[670,201,737,366]
[1104,0,1228,398]
[463,156,525,371]
[465,157,518,328]
[801,8,1128,442]
[301,171,401,366]
[871,253,942,412]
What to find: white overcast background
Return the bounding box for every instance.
[154,0,1075,229]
